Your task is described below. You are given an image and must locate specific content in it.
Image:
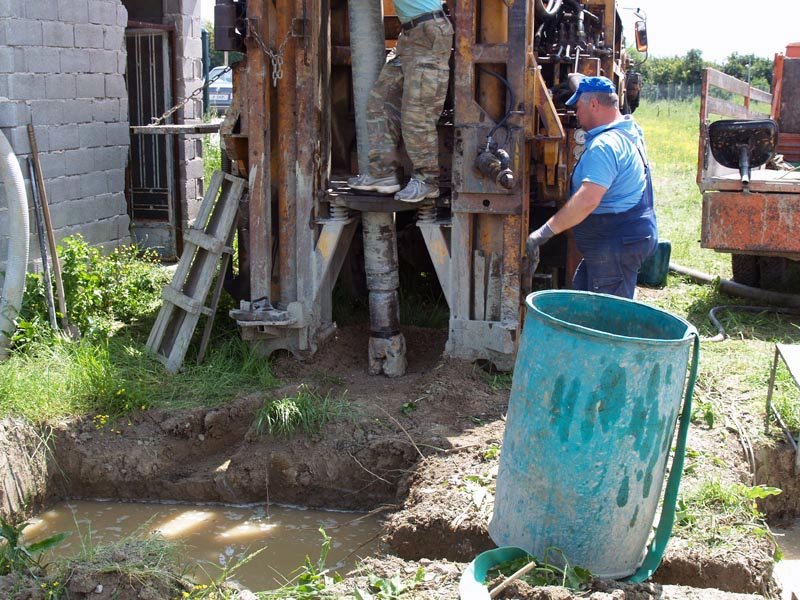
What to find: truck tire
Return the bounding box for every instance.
[731,254,759,287]
[759,256,800,292]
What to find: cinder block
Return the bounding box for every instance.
[58,0,89,23]
[45,73,77,99]
[24,47,60,73]
[7,73,46,100]
[103,25,123,51]
[0,101,29,127]
[118,96,128,121]
[0,46,24,73]
[87,0,115,25]
[80,170,108,198]
[92,98,118,122]
[116,52,125,75]
[74,23,103,48]
[61,48,92,73]
[105,121,129,146]
[49,124,80,151]
[38,150,67,179]
[42,20,74,47]
[6,18,42,46]
[45,175,82,204]
[109,144,129,169]
[107,168,124,193]
[76,73,105,98]
[26,2,57,20]
[186,157,204,181]
[62,99,93,124]
[29,100,64,125]
[104,73,126,98]
[78,122,106,148]
[64,147,94,176]
[0,0,25,18]
[2,124,33,154]
[88,48,115,73]
[116,3,127,27]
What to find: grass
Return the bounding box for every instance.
[251,384,351,438]
[673,480,780,550]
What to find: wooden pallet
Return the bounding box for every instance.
[146,171,246,373]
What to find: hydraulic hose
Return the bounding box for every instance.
[0,129,30,359]
[669,262,800,341]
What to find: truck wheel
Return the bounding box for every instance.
[759,257,800,292]
[731,254,759,287]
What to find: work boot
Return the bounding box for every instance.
[347,173,401,194]
[395,178,439,203]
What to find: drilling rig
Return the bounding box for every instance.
[213,0,645,374]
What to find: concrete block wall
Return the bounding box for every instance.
[164,0,204,228]
[0,0,131,267]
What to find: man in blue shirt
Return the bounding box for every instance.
[348,2,453,203]
[526,75,657,298]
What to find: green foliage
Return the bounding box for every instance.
[482,443,500,461]
[0,517,67,577]
[15,235,170,346]
[691,400,717,428]
[721,52,773,89]
[353,566,425,599]
[203,134,222,187]
[0,331,277,422]
[634,47,773,88]
[675,481,781,546]
[252,384,350,438]
[486,548,592,591]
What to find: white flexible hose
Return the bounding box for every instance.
[0,129,30,359]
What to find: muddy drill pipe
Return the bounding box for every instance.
[349,0,407,377]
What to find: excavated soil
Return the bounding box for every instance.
[1,323,796,597]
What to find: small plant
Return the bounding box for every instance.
[399,401,417,416]
[0,517,67,577]
[691,400,717,428]
[262,529,342,599]
[252,384,350,437]
[354,566,425,599]
[674,481,781,547]
[482,443,501,461]
[486,547,592,591]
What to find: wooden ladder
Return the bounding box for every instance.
[146,171,246,373]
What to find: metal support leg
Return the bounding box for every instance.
[765,345,779,433]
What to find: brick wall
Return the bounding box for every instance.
[0,0,131,267]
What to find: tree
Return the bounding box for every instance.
[721,52,773,90]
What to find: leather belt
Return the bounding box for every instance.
[401,10,447,31]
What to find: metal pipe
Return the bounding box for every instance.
[348,0,406,376]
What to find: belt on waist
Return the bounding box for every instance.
[401,10,447,31]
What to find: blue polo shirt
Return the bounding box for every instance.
[393,0,444,23]
[571,116,647,214]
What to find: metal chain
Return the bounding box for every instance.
[148,65,233,126]
[247,21,292,87]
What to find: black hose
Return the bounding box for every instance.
[478,68,516,143]
[706,305,800,342]
[669,262,800,341]
[535,0,563,20]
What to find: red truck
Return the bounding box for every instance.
[697,43,800,291]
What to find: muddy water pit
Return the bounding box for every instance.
[25,500,382,590]
[3,325,800,597]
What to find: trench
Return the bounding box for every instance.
[2,325,800,597]
[24,499,382,591]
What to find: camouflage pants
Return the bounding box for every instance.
[366,15,453,184]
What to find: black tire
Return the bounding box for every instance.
[731,254,760,287]
[759,256,800,292]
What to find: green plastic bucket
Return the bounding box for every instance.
[488,290,698,580]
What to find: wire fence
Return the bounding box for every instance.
[640,83,701,102]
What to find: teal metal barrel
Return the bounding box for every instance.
[489,290,698,580]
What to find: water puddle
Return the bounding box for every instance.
[25,500,383,591]
[773,519,800,600]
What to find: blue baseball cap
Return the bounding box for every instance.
[565,75,617,106]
